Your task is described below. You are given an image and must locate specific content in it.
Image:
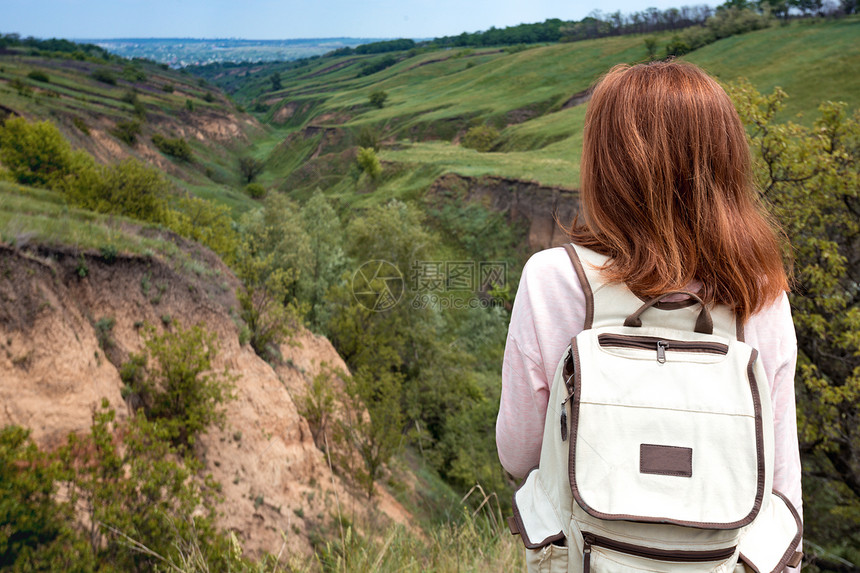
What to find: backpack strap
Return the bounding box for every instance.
[564,243,739,340]
[563,243,593,330]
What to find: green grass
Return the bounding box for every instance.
[685,16,860,123]
[0,181,179,257]
[243,18,860,200]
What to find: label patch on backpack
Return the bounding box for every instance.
[639,444,692,477]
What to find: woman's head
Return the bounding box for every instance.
[570,61,789,320]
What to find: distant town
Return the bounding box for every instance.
[87,38,387,67]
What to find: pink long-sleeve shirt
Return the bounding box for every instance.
[497,246,803,521]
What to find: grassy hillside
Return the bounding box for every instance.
[0,48,264,215]
[193,16,858,204]
[685,16,860,122]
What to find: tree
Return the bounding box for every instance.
[729,81,860,557]
[368,90,388,109]
[644,37,659,60]
[269,71,282,91]
[296,362,339,450]
[336,365,404,499]
[238,156,264,183]
[235,195,311,360]
[299,189,346,331]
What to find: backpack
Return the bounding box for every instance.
[508,243,803,573]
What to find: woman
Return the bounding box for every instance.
[497,60,802,558]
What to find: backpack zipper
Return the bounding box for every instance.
[582,533,736,572]
[598,334,728,363]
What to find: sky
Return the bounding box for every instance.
[4,0,716,40]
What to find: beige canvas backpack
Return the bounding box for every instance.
[508,243,802,573]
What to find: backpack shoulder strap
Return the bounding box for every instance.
[563,242,739,340]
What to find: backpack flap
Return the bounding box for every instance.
[511,468,567,549]
[569,328,767,529]
[738,491,803,573]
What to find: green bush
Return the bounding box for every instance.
[120,324,235,451]
[121,64,146,82]
[461,125,500,152]
[67,158,170,224]
[27,69,49,82]
[166,194,239,262]
[162,83,174,93]
[111,119,142,146]
[151,133,192,161]
[368,90,388,109]
[244,182,267,199]
[355,125,380,150]
[0,117,75,186]
[90,67,116,85]
[356,146,382,180]
[0,426,94,571]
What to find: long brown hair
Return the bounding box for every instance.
[569,61,789,321]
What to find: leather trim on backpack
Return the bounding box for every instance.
[567,345,767,529]
[738,489,803,573]
[511,466,567,549]
[564,243,594,330]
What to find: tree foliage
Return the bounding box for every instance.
[730,81,860,559]
[0,117,77,187]
[368,90,388,109]
[337,365,404,499]
[151,134,193,161]
[238,156,264,183]
[121,324,235,452]
[0,426,93,571]
[461,125,500,152]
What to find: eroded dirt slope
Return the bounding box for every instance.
[0,239,411,560]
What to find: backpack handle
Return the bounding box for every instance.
[623,291,713,335]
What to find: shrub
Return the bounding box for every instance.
[27,69,49,82]
[72,116,90,135]
[461,125,499,152]
[368,90,388,109]
[121,64,146,81]
[162,83,174,93]
[90,67,116,85]
[356,146,382,179]
[120,324,235,451]
[165,194,239,262]
[185,98,195,112]
[0,426,94,570]
[204,92,215,103]
[111,119,142,146]
[359,56,397,77]
[151,133,192,161]
[244,182,267,199]
[67,158,170,224]
[355,125,380,150]
[0,117,74,186]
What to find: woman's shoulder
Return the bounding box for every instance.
[522,246,574,277]
[517,245,587,307]
[743,291,796,362]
